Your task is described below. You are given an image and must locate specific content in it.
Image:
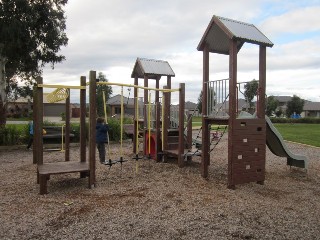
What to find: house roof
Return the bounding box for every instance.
[197,15,273,54]
[303,102,320,111]
[185,101,197,110]
[273,96,292,103]
[107,94,143,106]
[131,58,175,79]
[8,94,65,104]
[215,99,249,110]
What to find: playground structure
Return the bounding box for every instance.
[32,15,308,194]
[34,76,90,194]
[130,58,195,165]
[197,15,307,189]
[197,15,273,189]
[33,68,191,194]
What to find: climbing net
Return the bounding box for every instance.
[46,88,69,103]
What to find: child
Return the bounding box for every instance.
[26,120,33,150]
[96,117,109,163]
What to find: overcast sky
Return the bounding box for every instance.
[42,0,320,104]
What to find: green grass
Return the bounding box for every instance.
[6,117,31,121]
[191,118,320,147]
[6,123,28,131]
[273,123,320,147]
[6,120,320,147]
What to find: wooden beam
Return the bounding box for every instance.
[228,39,238,189]
[162,86,169,163]
[133,77,138,154]
[80,76,86,162]
[35,76,43,166]
[201,44,209,178]
[65,89,70,161]
[89,71,96,188]
[178,83,185,167]
[258,46,266,119]
[187,113,192,162]
[32,84,37,164]
[143,76,148,156]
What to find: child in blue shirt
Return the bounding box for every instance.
[27,120,33,150]
[96,117,109,163]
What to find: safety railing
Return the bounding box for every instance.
[207,78,260,117]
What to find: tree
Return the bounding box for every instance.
[96,72,112,118]
[275,107,283,117]
[244,79,259,110]
[286,95,305,118]
[196,90,202,114]
[0,0,69,125]
[266,96,279,116]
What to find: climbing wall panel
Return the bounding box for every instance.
[229,118,266,187]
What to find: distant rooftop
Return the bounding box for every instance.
[107,94,143,106]
[304,102,320,111]
[131,57,175,79]
[10,94,65,104]
[197,15,273,54]
[273,96,292,103]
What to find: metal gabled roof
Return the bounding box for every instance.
[131,57,175,79]
[197,15,273,54]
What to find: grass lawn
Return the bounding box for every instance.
[273,123,320,147]
[191,118,320,147]
[6,120,320,148]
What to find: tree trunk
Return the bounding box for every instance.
[0,53,8,126]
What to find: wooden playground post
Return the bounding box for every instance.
[80,76,86,178]
[187,113,192,162]
[35,76,43,166]
[178,83,185,167]
[201,44,210,178]
[258,46,266,119]
[166,76,172,124]
[143,76,148,157]
[65,88,70,161]
[89,70,96,188]
[227,39,238,189]
[32,84,38,164]
[80,76,86,163]
[155,77,161,161]
[155,101,161,162]
[162,86,169,162]
[133,77,139,154]
[256,45,267,185]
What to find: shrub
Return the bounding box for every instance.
[60,112,66,121]
[270,117,320,124]
[108,118,122,142]
[0,125,26,145]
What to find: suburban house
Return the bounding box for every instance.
[6,94,80,118]
[214,99,250,115]
[107,94,144,117]
[273,96,320,118]
[107,95,200,118]
[272,96,292,114]
[185,101,199,116]
[301,101,320,118]
[6,96,32,118]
